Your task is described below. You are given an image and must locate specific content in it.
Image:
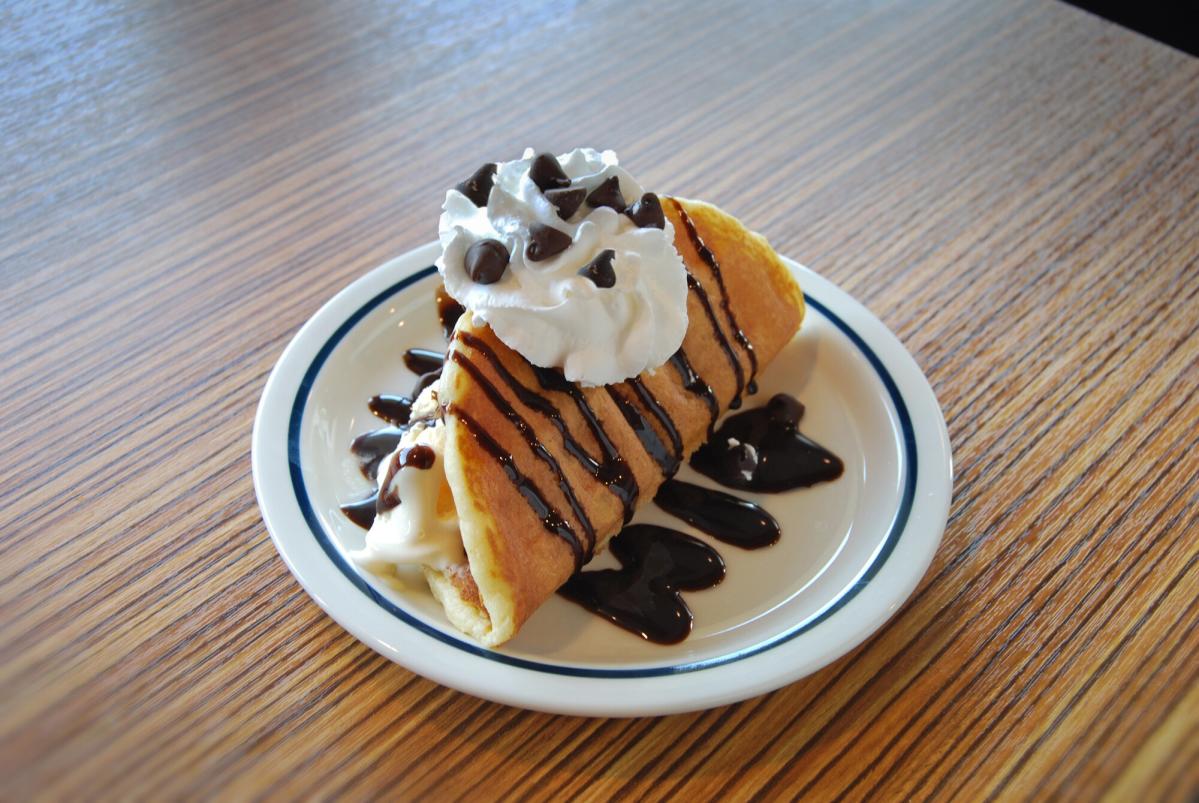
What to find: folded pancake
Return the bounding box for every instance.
[415,197,804,645]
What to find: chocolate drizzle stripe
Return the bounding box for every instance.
[604,385,679,477]
[376,450,403,514]
[685,272,746,404]
[450,350,596,559]
[458,331,638,523]
[627,377,683,465]
[668,349,719,431]
[670,198,759,401]
[450,404,585,569]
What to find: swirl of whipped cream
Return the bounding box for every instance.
[438,148,688,386]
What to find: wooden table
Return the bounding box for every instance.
[3,0,1197,799]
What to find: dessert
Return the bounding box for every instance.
[344,148,841,646]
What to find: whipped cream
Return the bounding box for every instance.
[438,148,688,386]
[352,387,464,571]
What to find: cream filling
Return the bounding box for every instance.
[351,384,464,572]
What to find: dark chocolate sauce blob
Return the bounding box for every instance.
[655,479,780,549]
[350,426,407,481]
[668,198,762,409]
[410,369,441,398]
[558,524,724,644]
[341,493,378,529]
[367,394,412,427]
[691,393,844,492]
[400,443,436,470]
[403,348,445,376]
[403,348,446,398]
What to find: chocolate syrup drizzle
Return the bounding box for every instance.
[670,199,759,405]
[450,347,597,560]
[684,272,747,409]
[457,332,638,523]
[376,450,403,515]
[403,348,445,398]
[451,404,586,569]
[604,385,679,477]
[342,428,397,529]
[340,344,444,529]
[341,495,378,530]
[374,444,438,516]
[627,377,684,468]
[669,349,718,431]
[531,365,640,522]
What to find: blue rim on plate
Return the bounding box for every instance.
[287,266,917,678]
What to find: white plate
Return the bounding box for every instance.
[252,242,952,717]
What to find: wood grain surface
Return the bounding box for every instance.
[2,0,1197,799]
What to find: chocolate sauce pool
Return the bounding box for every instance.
[655,479,780,549]
[558,525,724,644]
[340,280,844,645]
[691,393,844,492]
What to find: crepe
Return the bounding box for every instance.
[421,197,805,645]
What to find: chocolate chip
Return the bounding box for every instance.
[546,187,586,220]
[578,249,616,288]
[464,239,509,284]
[625,192,665,229]
[454,163,497,207]
[529,153,570,191]
[525,224,572,262]
[585,176,626,212]
[766,393,804,428]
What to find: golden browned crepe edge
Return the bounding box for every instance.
[424,197,805,646]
